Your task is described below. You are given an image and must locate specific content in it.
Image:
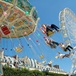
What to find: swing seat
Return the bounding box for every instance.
[40,55,44,59]
[1,25,10,35]
[50,44,56,48]
[15,47,22,52]
[47,31,55,37]
[42,60,46,64]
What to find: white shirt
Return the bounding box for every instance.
[59,54,65,58]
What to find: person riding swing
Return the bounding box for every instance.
[40,24,60,36]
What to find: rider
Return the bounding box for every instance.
[59,43,74,52]
[55,52,74,59]
[44,37,59,48]
[40,24,60,36]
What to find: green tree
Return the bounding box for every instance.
[3,67,68,76]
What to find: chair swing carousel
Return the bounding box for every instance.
[0,0,40,52]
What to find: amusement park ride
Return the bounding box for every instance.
[59,8,76,76]
[0,0,40,75]
[0,0,76,76]
[0,0,39,38]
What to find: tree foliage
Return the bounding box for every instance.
[3,67,68,76]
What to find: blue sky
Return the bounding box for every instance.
[1,0,76,73]
[28,0,76,73]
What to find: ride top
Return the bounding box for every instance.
[0,0,39,38]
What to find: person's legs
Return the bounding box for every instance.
[65,45,74,52]
[46,26,53,31]
[52,41,59,46]
[66,47,71,52]
[68,45,73,50]
[62,55,65,58]
[64,54,70,57]
[51,24,59,29]
[49,43,56,48]
[51,24,60,32]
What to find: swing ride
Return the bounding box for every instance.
[0,0,76,76]
[0,0,40,53]
[59,8,76,76]
[0,0,41,75]
[0,0,46,64]
[0,0,39,38]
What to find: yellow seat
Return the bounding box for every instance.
[15,47,22,52]
[47,31,55,37]
[40,55,44,59]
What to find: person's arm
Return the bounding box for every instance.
[40,27,42,30]
[42,30,46,34]
[40,27,45,34]
[45,38,50,45]
[45,41,49,45]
